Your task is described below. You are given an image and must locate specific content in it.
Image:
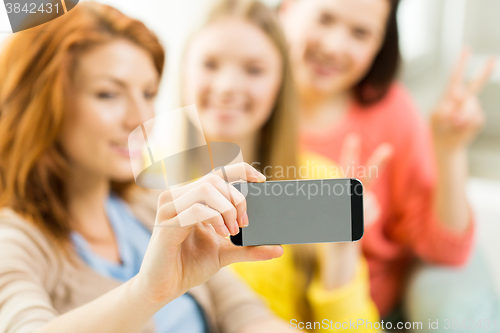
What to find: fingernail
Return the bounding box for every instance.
[242,211,249,227]
[223,225,230,237]
[254,170,266,182]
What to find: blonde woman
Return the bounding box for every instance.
[181,0,382,331]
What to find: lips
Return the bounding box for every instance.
[110,142,142,158]
[205,103,248,122]
[313,62,342,76]
[305,51,344,77]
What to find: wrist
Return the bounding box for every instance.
[434,145,467,164]
[128,275,177,310]
[320,243,360,290]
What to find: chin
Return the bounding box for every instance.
[206,129,239,143]
[307,76,348,95]
[108,166,136,183]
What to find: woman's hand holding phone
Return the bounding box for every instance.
[135,163,284,305]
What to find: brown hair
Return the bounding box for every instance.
[354,0,401,105]
[0,2,165,253]
[181,0,317,322]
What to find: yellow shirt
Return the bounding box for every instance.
[230,152,380,332]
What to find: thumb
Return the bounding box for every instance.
[219,241,284,267]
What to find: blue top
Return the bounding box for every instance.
[71,193,207,333]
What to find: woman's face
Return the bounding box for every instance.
[60,39,159,182]
[184,18,283,143]
[281,0,390,96]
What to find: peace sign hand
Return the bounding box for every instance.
[432,48,496,151]
[339,133,393,227]
[318,134,393,290]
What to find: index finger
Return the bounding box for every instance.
[363,143,393,189]
[167,162,265,199]
[339,133,361,178]
[447,47,472,94]
[211,162,267,183]
[467,56,497,96]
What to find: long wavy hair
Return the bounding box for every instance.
[0,2,165,253]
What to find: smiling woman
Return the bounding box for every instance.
[281,0,400,105]
[179,1,379,332]
[279,0,495,323]
[0,2,293,333]
[0,2,164,248]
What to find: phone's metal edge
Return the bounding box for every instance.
[230,183,244,246]
[231,178,353,185]
[230,228,243,246]
[350,179,364,242]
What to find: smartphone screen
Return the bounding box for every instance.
[231,178,363,246]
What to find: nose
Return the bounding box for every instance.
[319,25,351,57]
[124,93,154,131]
[212,65,244,100]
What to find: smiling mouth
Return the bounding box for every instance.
[206,104,248,120]
[110,142,142,158]
[305,52,344,76]
[310,60,343,76]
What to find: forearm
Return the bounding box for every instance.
[434,147,470,232]
[320,243,360,290]
[38,276,172,333]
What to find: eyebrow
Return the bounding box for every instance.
[318,7,383,35]
[91,76,159,88]
[92,76,127,88]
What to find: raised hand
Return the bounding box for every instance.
[319,134,392,290]
[431,48,496,151]
[136,163,284,305]
[339,133,393,227]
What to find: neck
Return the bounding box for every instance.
[298,89,352,134]
[66,165,110,235]
[300,89,351,116]
[215,134,259,165]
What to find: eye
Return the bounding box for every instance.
[352,27,371,40]
[204,59,218,71]
[246,65,263,76]
[96,91,118,99]
[144,90,157,100]
[318,12,335,26]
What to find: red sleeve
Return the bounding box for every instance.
[385,84,475,266]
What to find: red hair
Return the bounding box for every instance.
[0,2,165,252]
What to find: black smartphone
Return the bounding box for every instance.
[230,178,363,246]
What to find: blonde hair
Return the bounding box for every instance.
[0,2,165,254]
